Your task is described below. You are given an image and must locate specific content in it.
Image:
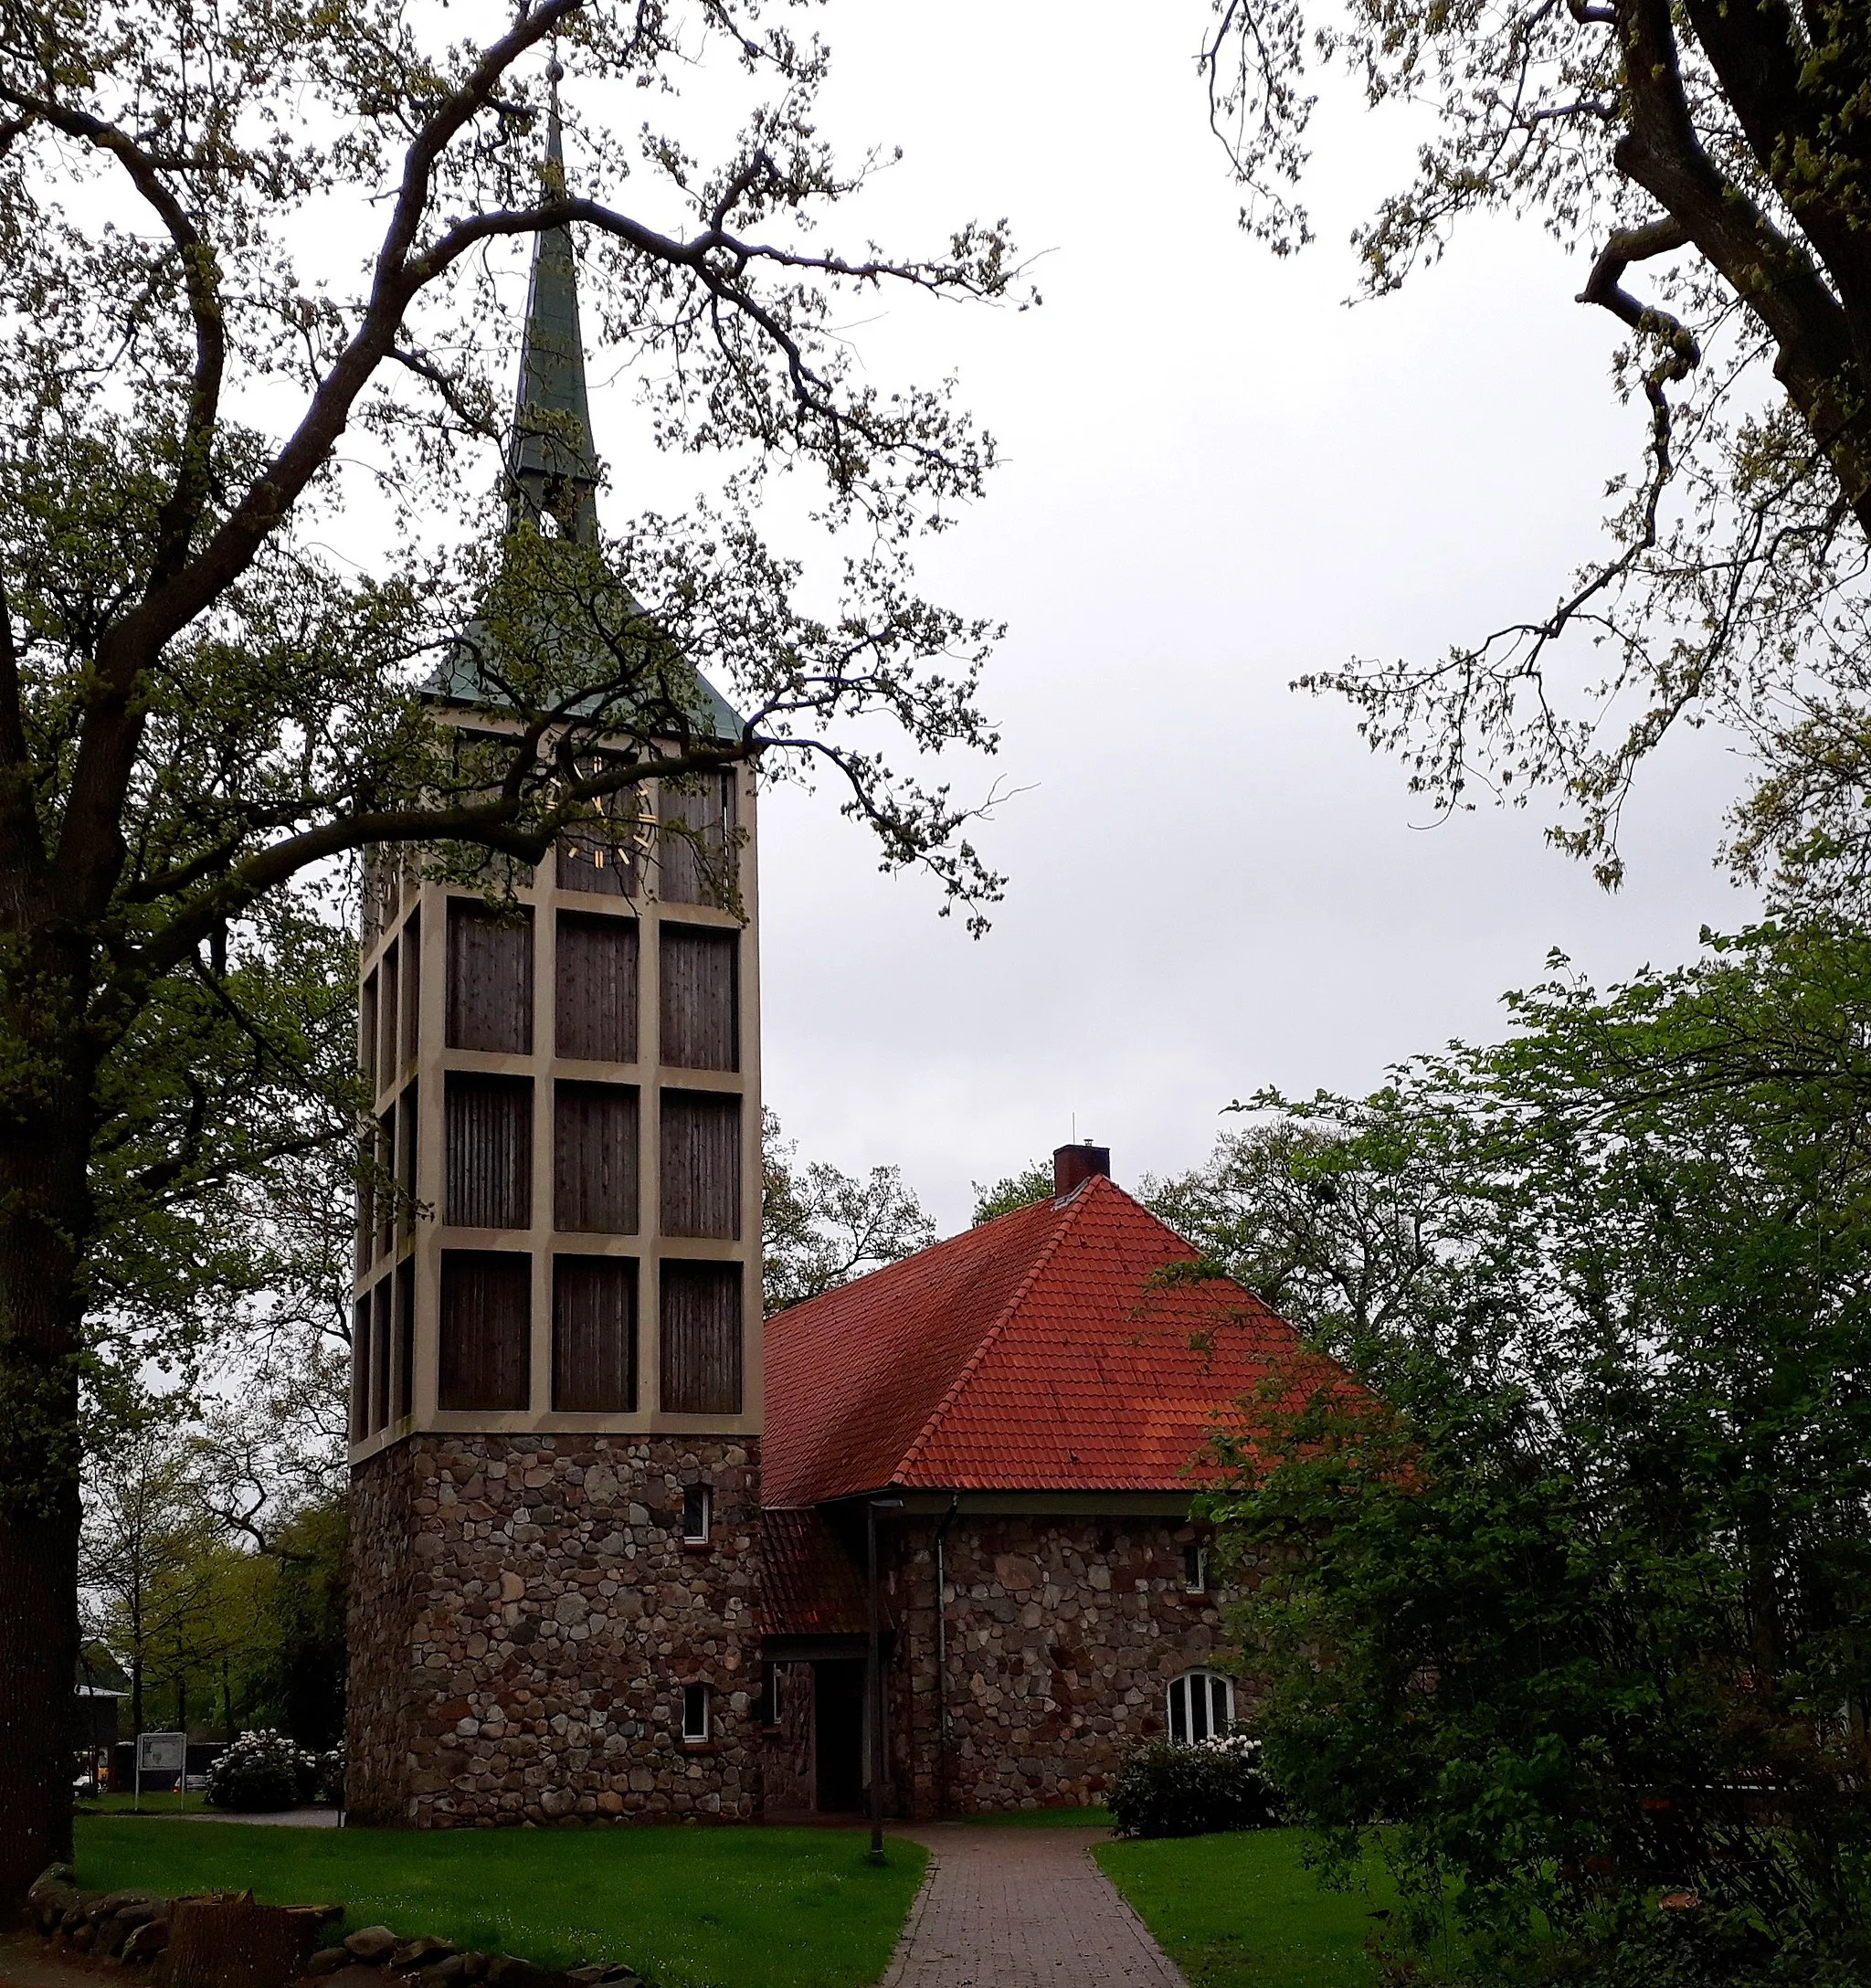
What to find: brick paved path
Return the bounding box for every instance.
[882,1828,1188,1988]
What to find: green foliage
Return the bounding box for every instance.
[1199,919,1871,1981]
[74,1818,928,1988]
[1108,1736,1281,1840]
[970,1160,1053,1225]
[760,1110,936,1314]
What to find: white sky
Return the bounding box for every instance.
[661,2,1749,1233]
[428,3,1757,1237]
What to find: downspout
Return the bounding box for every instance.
[933,1496,959,1819]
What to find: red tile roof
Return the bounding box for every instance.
[760,1508,871,1637]
[763,1173,1344,1507]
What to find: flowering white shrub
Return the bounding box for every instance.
[205,1729,316,1812]
[1109,1727,1281,1837]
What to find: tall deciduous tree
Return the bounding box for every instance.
[0,0,1020,1892]
[760,1109,936,1313]
[1202,923,1871,1981]
[1203,3,1871,895]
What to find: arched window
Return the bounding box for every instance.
[1168,1669,1233,1744]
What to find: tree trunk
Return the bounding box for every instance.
[0,1094,97,1900]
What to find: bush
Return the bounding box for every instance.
[312,1744,344,1807]
[205,1729,316,1812]
[1108,1732,1281,1838]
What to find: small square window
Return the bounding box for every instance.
[1183,1544,1208,1594]
[682,1683,710,1743]
[682,1482,713,1545]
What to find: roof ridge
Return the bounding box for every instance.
[892,1176,1107,1484]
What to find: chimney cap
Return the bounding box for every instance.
[1053,1142,1111,1201]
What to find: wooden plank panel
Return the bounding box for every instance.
[360,970,379,1096]
[379,936,400,1086]
[657,772,736,907]
[444,1073,534,1230]
[553,1255,638,1412]
[555,1082,640,1233]
[396,1079,418,1246]
[555,912,639,1063]
[659,1260,743,1414]
[375,1108,396,1261]
[438,1250,531,1410]
[393,1259,415,1422]
[659,1089,742,1239]
[399,907,422,1069]
[350,1296,371,1443]
[370,1275,393,1434]
[658,925,738,1072]
[446,900,534,1052]
[354,1136,373,1278]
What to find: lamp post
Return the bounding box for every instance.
[866,1493,904,1865]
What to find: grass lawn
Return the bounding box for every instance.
[73,1817,925,1988]
[1094,1827,1438,1988]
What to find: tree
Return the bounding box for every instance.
[970,1159,1054,1225]
[1202,922,1871,1982]
[1202,4,1871,896]
[761,1109,936,1313]
[79,1428,243,1740]
[0,0,1021,1891]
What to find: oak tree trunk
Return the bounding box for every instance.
[0,1075,97,1898]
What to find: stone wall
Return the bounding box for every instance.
[883,1515,1238,1817]
[762,1661,814,1814]
[346,1433,761,1826]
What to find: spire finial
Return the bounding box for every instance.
[509,46,597,543]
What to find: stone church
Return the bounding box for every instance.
[344,114,1346,1828]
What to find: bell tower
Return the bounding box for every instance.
[344,79,765,1826]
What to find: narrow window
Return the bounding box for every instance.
[1183,1543,1208,1594]
[1167,1669,1234,1744]
[682,1684,711,1744]
[682,1482,713,1545]
[756,1662,777,1729]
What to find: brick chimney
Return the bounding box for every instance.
[1052,1142,1111,1200]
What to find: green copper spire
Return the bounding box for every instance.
[511,61,598,544]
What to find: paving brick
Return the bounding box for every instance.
[883,1829,1186,1988]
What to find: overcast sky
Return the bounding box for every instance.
[587,4,1757,1233]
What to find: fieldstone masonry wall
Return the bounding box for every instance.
[887,1514,1237,1817]
[347,1433,761,1826]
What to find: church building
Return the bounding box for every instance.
[344,103,1347,1826]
